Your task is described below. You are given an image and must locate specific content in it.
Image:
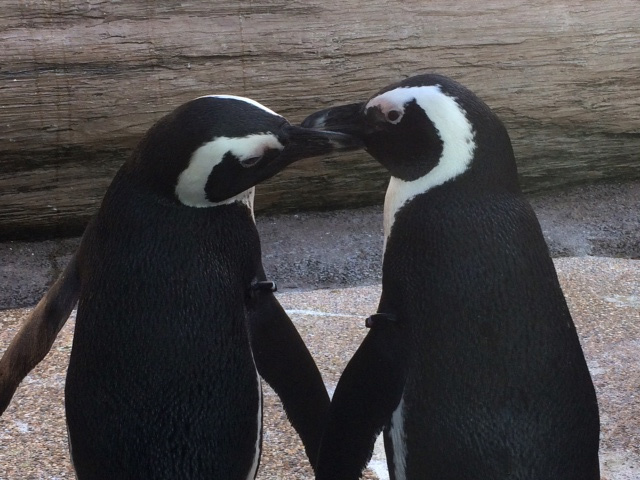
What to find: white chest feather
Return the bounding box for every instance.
[389,395,407,480]
[246,348,263,480]
[246,374,262,480]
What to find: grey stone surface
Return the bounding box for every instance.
[1,181,638,310]
[0,181,638,478]
[1,258,638,479]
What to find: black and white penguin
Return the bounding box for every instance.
[303,74,600,480]
[0,95,360,478]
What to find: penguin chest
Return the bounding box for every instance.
[66,258,264,477]
[65,308,264,478]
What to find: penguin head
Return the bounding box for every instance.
[126,95,362,207]
[302,74,518,193]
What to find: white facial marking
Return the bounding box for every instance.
[389,395,407,480]
[379,85,476,250]
[175,134,283,208]
[197,94,282,117]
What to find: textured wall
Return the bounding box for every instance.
[1,1,639,238]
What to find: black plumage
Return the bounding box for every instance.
[304,74,600,480]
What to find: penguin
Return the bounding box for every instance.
[302,74,601,479]
[0,94,360,478]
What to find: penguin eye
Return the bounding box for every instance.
[238,148,280,168]
[387,110,402,122]
[239,155,263,168]
[365,105,404,126]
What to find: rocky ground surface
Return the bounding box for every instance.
[0,181,638,479]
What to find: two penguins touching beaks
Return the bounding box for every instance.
[0,74,600,479]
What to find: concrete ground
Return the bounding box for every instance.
[0,181,638,479]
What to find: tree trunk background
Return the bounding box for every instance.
[1,1,639,239]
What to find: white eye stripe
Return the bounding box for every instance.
[175,134,283,208]
[365,99,398,123]
[227,135,283,163]
[366,85,425,112]
[366,96,405,124]
[379,85,476,250]
[196,94,282,117]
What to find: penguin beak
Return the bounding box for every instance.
[301,102,371,138]
[278,124,364,159]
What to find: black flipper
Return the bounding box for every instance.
[315,310,408,480]
[246,273,330,469]
[0,252,81,415]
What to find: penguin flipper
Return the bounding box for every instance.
[315,313,407,480]
[0,252,81,415]
[246,285,330,467]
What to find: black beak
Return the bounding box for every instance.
[279,124,363,158]
[301,101,370,138]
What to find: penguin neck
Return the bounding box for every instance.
[117,163,257,221]
[383,152,473,251]
[208,187,256,222]
[107,169,256,225]
[382,149,520,252]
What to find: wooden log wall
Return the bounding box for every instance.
[1,1,639,239]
